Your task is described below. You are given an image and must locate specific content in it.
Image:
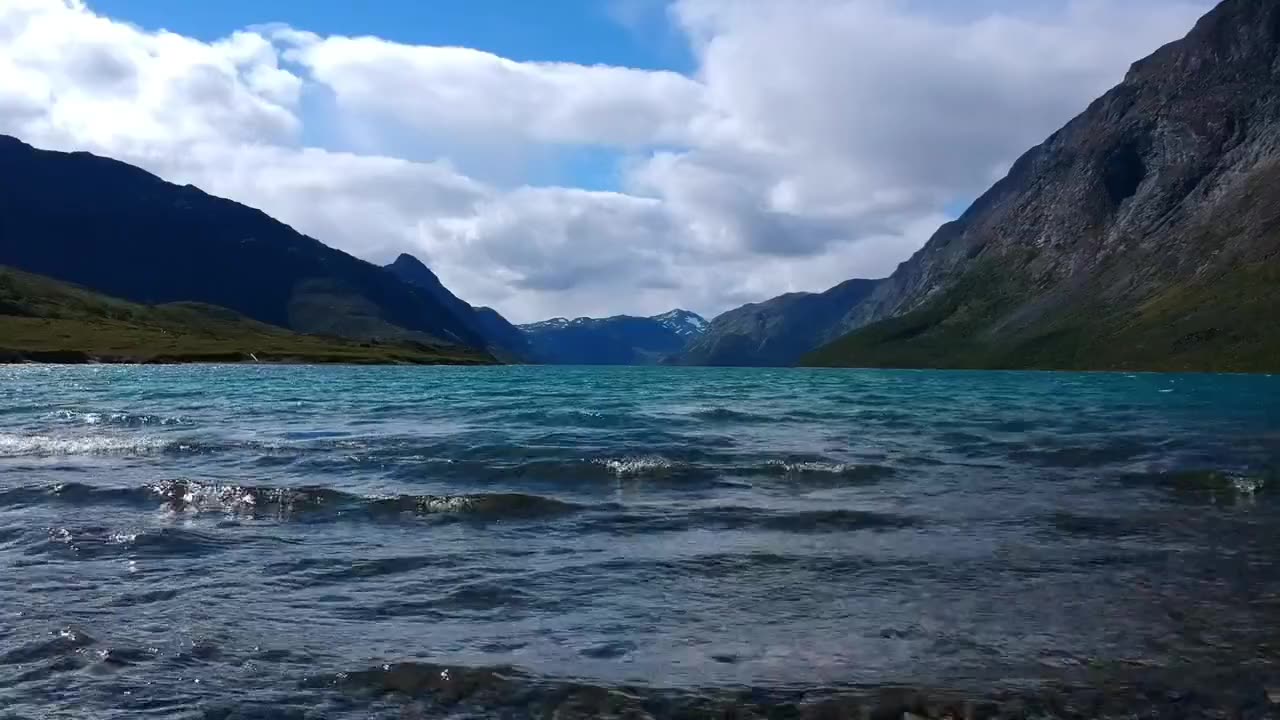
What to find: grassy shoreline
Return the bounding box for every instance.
[0,267,497,367]
[0,347,495,366]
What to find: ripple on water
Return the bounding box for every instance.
[0,480,586,525]
[575,506,919,535]
[32,525,239,560]
[2,366,1278,718]
[1115,468,1273,503]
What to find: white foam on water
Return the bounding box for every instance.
[0,433,174,457]
[49,410,191,426]
[414,496,482,513]
[1230,474,1265,495]
[598,456,674,476]
[148,480,260,514]
[51,410,104,425]
[764,460,854,475]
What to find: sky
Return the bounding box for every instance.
[0,0,1214,323]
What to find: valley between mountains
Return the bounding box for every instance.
[1,0,1276,372]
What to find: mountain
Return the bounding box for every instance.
[385,253,532,361]
[665,0,1274,371]
[670,0,1277,373]
[0,136,489,351]
[804,0,1280,373]
[676,279,882,366]
[0,266,493,365]
[651,309,710,339]
[520,310,708,365]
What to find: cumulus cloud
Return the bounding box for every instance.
[279,30,706,148]
[0,0,1213,322]
[643,0,1212,256]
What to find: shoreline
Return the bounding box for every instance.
[0,349,497,366]
[3,350,1274,374]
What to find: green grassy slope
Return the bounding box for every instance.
[0,267,495,365]
[802,259,1280,374]
[803,156,1280,375]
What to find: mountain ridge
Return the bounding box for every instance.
[0,136,490,352]
[676,279,882,366]
[520,309,708,365]
[384,253,533,361]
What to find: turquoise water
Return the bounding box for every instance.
[1,365,1278,718]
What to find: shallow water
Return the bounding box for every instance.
[1,365,1278,718]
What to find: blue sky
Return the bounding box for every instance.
[87,0,692,71]
[87,0,689,193]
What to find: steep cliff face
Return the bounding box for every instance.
[806,0,1280,372]
[677,279,881,367]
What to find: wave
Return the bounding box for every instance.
[48,410,193,427]
[1115,468,1272,502]
[761,460,857,475]
[0,432,302,458]
[588,455,891,482]
[596,455,677,476]
[4,478,915,537]
[0,627,97,666]
[0,433,180,457]
[579,506,919,535]
[0,480,584,523]
[35,525,239,560]
[311,659,1266,720]
[690,407,772,423]
[364,492,583,520]
[745,460,897,483]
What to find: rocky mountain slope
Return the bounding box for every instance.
[674,0,1278,372]
[0,136,488,350]
[521,310,708,365]
[677,279,881,366]
[806,0,1280,372]
[385,253,532,361]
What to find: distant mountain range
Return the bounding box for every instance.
[677,0,1280,373]
[520,310,708,365]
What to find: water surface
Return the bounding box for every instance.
[1,366,1278,718]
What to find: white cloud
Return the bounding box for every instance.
[279,30,706,147]
[641,0,1212,254]
[0,0,1214,323]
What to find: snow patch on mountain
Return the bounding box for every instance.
[653,310,709,337]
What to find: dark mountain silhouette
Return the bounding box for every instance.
[0,136,487,349]
[676,279,881,366]
[385,253,533,361]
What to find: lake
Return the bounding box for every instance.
[1,365,1278,718]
